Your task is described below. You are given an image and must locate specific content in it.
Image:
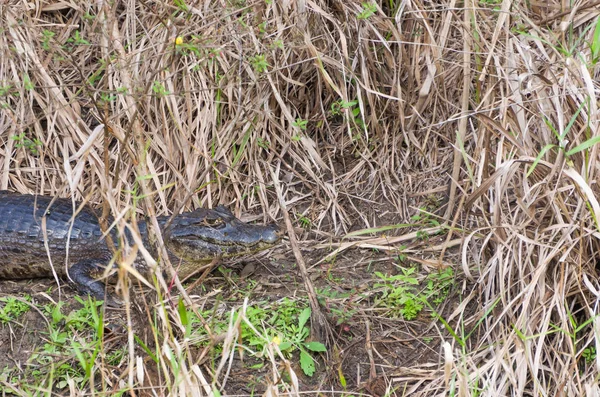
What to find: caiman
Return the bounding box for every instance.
[0,191,281,305]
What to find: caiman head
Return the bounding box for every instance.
[163,205,282,264]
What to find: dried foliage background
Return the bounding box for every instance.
[2,0,600,395]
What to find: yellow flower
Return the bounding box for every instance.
[175,36,184,45]
[272,336,281,345]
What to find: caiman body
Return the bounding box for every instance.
[0,191,281,304]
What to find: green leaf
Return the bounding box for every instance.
[592,15,600,60]
[177,298,188,327]
[566,135,600,156]
[231,128,252,167]
[527,144,556,176]
[560,99,585,141]
[134,335,158,363]
[278,341,293,351]
[344,222,413,237]
[338,367,347,388]
[299,350,316,376]
[298,308,311,330]
[304,341,327,352]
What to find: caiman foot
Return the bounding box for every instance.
[68,260,122,307]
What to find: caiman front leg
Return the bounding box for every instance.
[68,260,122,307]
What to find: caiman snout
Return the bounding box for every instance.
[260,223,284,244]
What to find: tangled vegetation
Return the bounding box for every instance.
[1,0,600,395]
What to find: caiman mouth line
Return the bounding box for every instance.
[181,235,281,247]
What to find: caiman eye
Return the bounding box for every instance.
[201,217,224,227]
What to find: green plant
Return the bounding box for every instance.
[99,92,117,103]
[395,247,408,263]
[591,16,600,65]
[330,100,356,116]
[276,308,327,376]
[374,267,455,320]
[410,207,439,225]
[357,2,377,20]
[186,298,326,376]
[271,39,284,50]
[0,84,13,97]
[0,297,115,392]
[317,287,359,328]
[330,99,365,132]
[66,30,90,46]
[527,98,598,179]
[41,29,55,51]
[292,118,308,130]
[374,268,421,319]
[556,308,600,369]
[257,137,270,149]
[424,268,454,305]
[0,296,31,324]
[583,346,596,364]
[152,81,170,97]
[250,54,269,73]
[11,133,43,155]
[296,213,311,228]
[258,21,268,35]
[22,74,33,91]
[416,229,430,241]
[174,0,189,11]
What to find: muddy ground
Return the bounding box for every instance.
[0,205,464,395]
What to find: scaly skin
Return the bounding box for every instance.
[0,191,281,304]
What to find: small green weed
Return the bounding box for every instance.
[591,16,600,65]
[357,2,377,20]
[22,74,33,91]
[0,296,31,324]
[296,212,312,228]
[12,133,43,155]
[174,0,189,11]
[66,30,90,46]
[41,29,55,51]
[186,298,326,377]
[411,207,446,241]
[583,346,596,364]
[374,267,454,320]
[330,99,365,132]
[257,137,270,149]
[0,84,14,97]
[424,267,454,305]
[317,287,359,327]
[292,118,308,131]
[374,268,421,319]
[410,207,440,226]
[271,39,284,50]
[276,308,327,376]
[152,81,170,97]
[250,54,269,73]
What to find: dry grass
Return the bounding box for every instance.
[1,0,600,395]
